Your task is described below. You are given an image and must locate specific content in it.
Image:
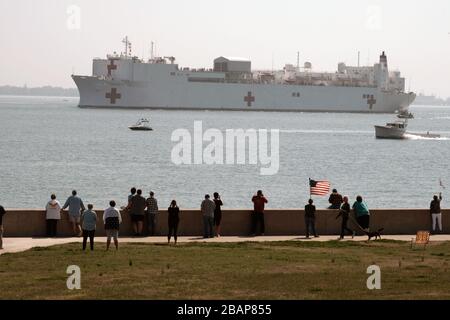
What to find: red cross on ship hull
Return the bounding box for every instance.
[105,88,121,104]
[367,95,376,110]
[107,59,118,76]
[244,92,255,107]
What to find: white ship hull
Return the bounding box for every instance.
[72,49,415,113]
[73,75,415,113]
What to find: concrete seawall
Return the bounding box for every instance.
[2,209,448,237]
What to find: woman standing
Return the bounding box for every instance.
[168,200,180,244]
[103,200,122,250]
[45,194,61,237]
[213,192,223,237]
[352,195,370,232]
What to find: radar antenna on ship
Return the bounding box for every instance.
[122,36,132,57]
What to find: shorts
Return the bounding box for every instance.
[131,214,144,222]
[106,229,119,239]
[69,215,81,223]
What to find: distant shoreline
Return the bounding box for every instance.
[0,85,79,97]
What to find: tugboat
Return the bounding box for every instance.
[374,120,407,139]
[129,118,153,131]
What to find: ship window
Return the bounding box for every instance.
[292,92,296,97]
[170,72,175,76]
[297,93,300,97]
[363,94,367,99]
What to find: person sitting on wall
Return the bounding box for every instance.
[328,189,343,209]
[304,199,319,239]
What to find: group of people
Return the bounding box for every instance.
[306,190,371,240]
[0,188,445,251]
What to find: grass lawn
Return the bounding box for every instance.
[0,240,450,299]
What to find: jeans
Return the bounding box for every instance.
[431,213,442,231]
[147,213,157,236]
[46,219,58,237]
[305,215,317,237]
[203,216,214,238]
[82,229,95,250]
[251,211,265,235]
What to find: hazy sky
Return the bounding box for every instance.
[1,0,449,97]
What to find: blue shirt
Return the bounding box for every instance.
[81,210,97,231]
[63,195,85,216]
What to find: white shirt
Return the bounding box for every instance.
[103,206,122,224]
[46,200,61,220]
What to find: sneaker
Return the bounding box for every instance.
[314,235,320,238]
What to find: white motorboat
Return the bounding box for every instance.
[129,118,153,131]
[374,120,407,139]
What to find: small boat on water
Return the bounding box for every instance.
[374,120,407,139]
[129,118,153,131]
[375,119,441,139]
[397,111,414,119]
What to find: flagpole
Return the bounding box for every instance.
[309,178,312,200]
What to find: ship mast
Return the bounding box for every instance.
[122,36,132,57]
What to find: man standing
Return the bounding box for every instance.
[62,190,85,236]
[328,189,343,209]
[304,199,319,238]
[251,190,268,236]
[128,189,147,236]
[0,205,5,250]
[201,194,216,238]
[430,193,443,234]
[336,196,355,240]
[146,191,159,236]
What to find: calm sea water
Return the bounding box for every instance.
[0,95,449,209]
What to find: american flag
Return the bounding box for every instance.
[309,179,331,196]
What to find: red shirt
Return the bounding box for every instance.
[252,196,268,213]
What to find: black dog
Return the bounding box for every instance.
[364,228,384,241]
